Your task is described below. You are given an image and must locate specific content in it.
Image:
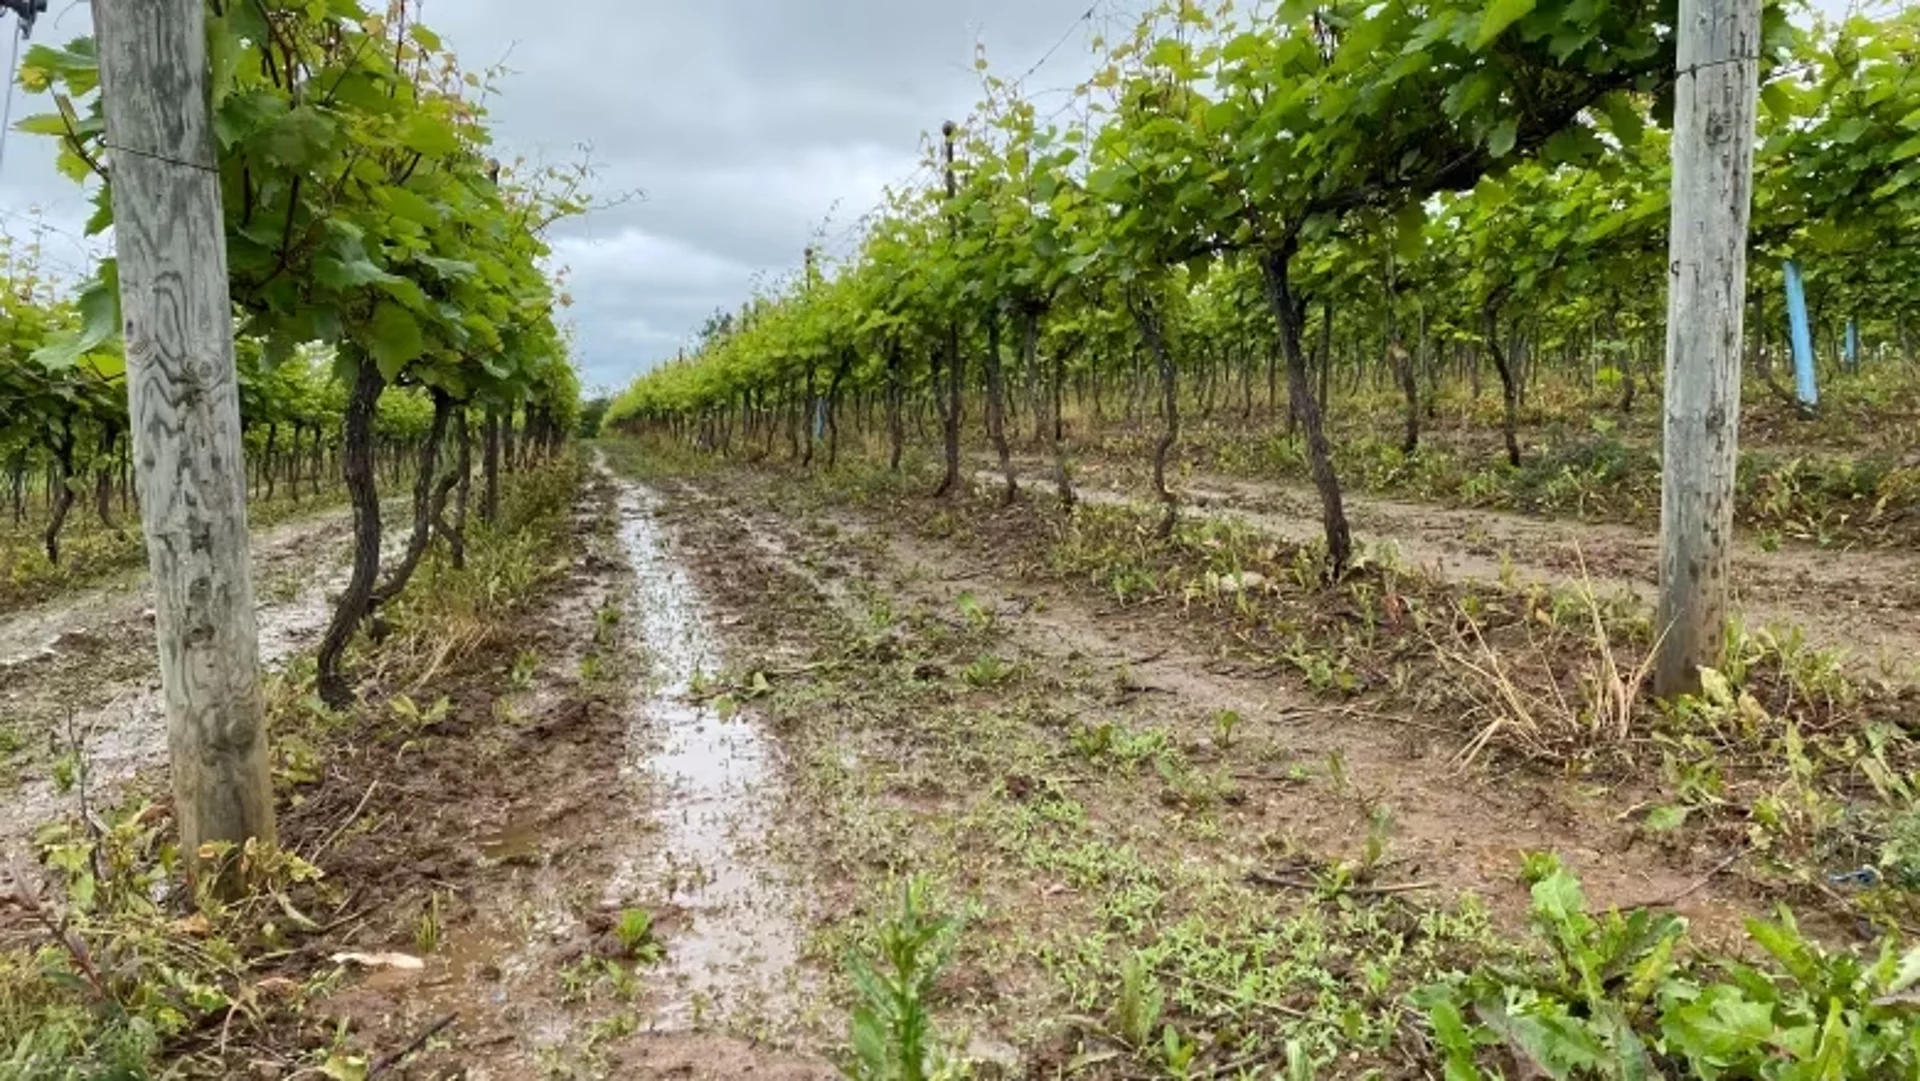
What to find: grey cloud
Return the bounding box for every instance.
[435,0,1111,392]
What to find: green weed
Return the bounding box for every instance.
[1421,855,1920,1080]
[614,907,664,962]
[846,875,963,1081]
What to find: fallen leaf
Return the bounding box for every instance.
[170,913,211,937]
[330,951,425,971]
[255,976,302,999]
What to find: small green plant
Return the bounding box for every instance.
[962,653,1015,687]
[845,875,960,1081]
[510,648,540,689]
[1158,1023,1198,1078]
[50,751,79,794]
[954,591,991,630]
[1209,709,1241,752]
[593,601,622,645]
[614,907,663,962]
[1114,952,1164,1048]
[1071,720,1117,760]
[415,890,444,955]
[389,694,451,731]
[559,955,640,1004]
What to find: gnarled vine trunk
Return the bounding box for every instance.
[1483,300,1523,468]
[1052,333,1075,511]
[44,419,77,565]
[800,365,817,468]
[451,407,473,568]
[94,423,122,531]
[1130,291,1179,539]
[1261,245,1351,576]
[1021,307,1045,448]
[825,353,853,469]
[1384,267,1418,455]
[886,340,905,473]
[1395,336,1420,455]
[985,311,1016,505]
[373,388,451,608]
[317,362,386,707]
[262,422,278,501]
[934,323,963,498]
[482,407,502,525]
[433,404,470,571]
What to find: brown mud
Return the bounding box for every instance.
[661,470,1764,942]
[286,461,832,1079]
[15,445,1898,1078]
[996,454,1920,669]
[588,458,1885,1079]
[0,502,409,850]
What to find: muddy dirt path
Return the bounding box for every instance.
[609,477,811,1029]
[669,472,1765,946]
[307,464,831,1080]
[991,456,1920,670]
[0,503,406,848]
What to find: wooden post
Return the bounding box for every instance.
[92,0,275,870]
[1654,0,1760,698]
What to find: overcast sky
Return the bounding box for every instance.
[0,0,1118,396]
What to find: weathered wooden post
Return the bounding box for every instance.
[1655,0,1762,698]
[93,0,276,874]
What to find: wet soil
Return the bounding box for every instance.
[994,455,1920,669]
[0,502,408,851]
[608,479,811,1031]
[661,471,1763,941]
[568,458,1862,1078]
[298,461,832,1079]
[15,445,1894,1078]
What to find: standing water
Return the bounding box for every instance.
[611,479,805,1028]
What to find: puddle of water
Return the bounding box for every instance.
[479,818,545,864]
[610,481,803,1028]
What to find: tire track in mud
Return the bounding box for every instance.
[669,474,1768,941]
[605,473,813,1029]
[0,503,408,848]
[298,465,831,1080]
[990,457,1920,670]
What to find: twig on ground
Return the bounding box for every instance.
[368,1012,458,1077]
[1245,871,1440,898]
[3,863,108,998]
[316,780,380,857]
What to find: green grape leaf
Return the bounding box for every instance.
[315,255,398,291]
[1474,0,1537,50]
[400,113,461,158]
[32,265,120,370]
[1488,117,1518,159]
[251,106,338,169]
[367,303,425,380]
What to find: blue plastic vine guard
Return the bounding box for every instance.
[1784,259,1819,407]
